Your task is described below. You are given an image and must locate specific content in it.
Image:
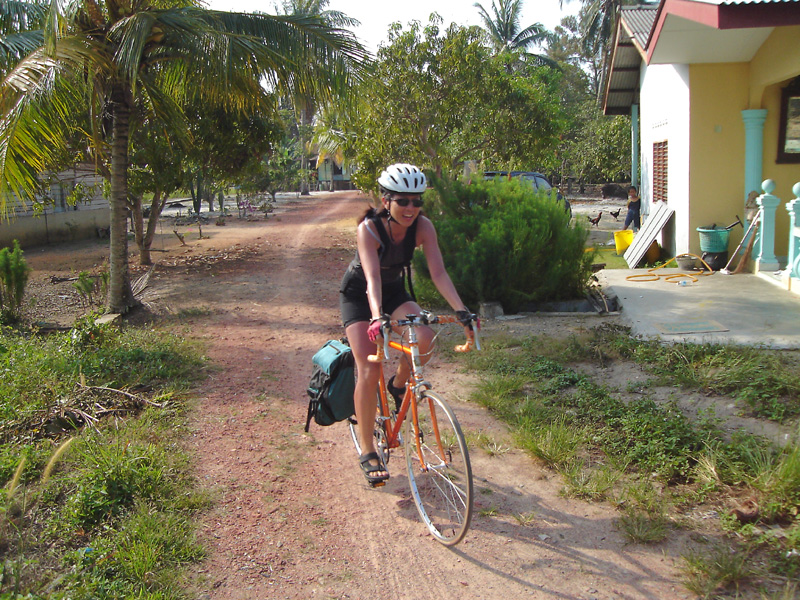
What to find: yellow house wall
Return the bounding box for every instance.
[688,64,749,255]
[752,27,800,261]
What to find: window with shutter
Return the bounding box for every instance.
[653,141,668,202]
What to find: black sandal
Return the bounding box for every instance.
[359,452,389,487]
[387,376,405,413]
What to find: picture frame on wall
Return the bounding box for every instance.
[778,78,800,164]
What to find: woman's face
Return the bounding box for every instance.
[628,188,638,199]
[384,193,423,228]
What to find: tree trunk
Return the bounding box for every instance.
[191,175,202,214]
[107,88,137,313]
[130,194,146,264]
[136,190,168,266]
[299,109,310,196]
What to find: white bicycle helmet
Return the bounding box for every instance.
[378,163,427,194]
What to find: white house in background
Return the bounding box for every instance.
[0,163,109,249]
[602,0,800,264]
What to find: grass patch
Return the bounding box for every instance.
[455,324,800,596]
[0,319,208,598]
[576,323,800,422]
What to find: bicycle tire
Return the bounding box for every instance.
[405,390,473,546]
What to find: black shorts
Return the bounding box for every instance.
[339,267,412,329]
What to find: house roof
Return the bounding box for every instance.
[602,0,800,115]
[602,5,658,115]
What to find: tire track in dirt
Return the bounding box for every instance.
[173,193,695,600]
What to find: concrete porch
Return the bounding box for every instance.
[597,267,800,349]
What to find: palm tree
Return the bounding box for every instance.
[280,0,361,195]
[560,0,625,57]
[474,0,546,54]
[0,0,366,313]
[281,0,359,29]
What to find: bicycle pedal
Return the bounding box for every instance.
[370,480,387,488]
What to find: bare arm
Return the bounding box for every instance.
[417,216,467,312]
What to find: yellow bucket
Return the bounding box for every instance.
[614,230,634,255]
[645,240,661,264]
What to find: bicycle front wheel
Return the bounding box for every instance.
[405,390,473,546]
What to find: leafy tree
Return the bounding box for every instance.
[182,101,284,214]
[0,0,366,313]
[239,138,301,202]
[543,8,631,186]
[324,17,563,192]
[128,116,185,266]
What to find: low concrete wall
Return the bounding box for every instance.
[0,208,110,249]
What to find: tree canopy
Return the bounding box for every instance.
[0,0,367,312]
[317,16,563,192]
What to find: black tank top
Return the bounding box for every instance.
[348,215,418,284]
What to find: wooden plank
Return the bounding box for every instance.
[624,202,675,267]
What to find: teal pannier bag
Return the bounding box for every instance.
[304,339,355,431]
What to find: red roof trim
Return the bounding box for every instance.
[646,0,800,64]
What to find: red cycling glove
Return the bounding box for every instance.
[367,316,390,342]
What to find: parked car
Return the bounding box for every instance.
[483,171,571,218]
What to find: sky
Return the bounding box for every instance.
[206,0,581,55]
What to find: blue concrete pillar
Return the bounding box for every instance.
[788,182,800,281]
[741,109,768,212]
[756,179,781,271]
[631,104,639,190]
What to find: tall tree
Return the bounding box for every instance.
[0,0,366,313]
[279,0,360,195]
[321,17,562,191]
[474,0,546,54]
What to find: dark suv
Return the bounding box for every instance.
[483,171,571,217]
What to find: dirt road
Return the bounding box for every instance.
[26,192,694,599]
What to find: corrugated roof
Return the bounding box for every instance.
[620,6,659,51]
[601,6,658,115]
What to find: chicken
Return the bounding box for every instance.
[610,208,622,221]
[588,211,602,227]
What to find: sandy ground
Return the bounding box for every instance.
[21,192,714,600]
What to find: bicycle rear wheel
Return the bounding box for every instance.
[405,390,473,545]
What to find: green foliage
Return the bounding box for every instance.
[60,436,179,529]
[681,544,755,598]
[463,334,788,484]
[579,325,800,422]
[0,324,203,439]
[0,323,208,598]
[418,174,595,312]
[0,241,30,323]
[322,16,563,191]
[71,273,107,310]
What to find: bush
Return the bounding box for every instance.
[416,173,595,313]
[0,240,31,323]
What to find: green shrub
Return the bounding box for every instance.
[0,240,31,323]
[416,173,595,313]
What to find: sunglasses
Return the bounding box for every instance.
[393,197,424,208]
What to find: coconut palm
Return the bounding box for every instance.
[281,0,359,29]
[474,0,546,54]
[0,0,366,312]
[280,0,362,195]
[560,0,626,56]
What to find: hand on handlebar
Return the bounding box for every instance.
[367,315,390,343]
[456,308,480,331]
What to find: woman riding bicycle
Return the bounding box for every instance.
[339,163,471,486]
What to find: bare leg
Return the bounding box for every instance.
[390,301,435,389]
[346,321,388,479]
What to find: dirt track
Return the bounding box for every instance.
[25,192,698,599]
